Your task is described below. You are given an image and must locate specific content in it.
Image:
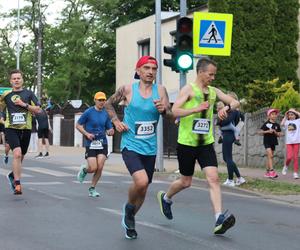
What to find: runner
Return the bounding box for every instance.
[76,91,114,197]
[105,55,173,239]
[0,69,40,195]
[156,57,239,235]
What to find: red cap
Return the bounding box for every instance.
[136,56,157,69]
[267,108,280,116]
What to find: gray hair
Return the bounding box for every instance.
[196,57,217,73]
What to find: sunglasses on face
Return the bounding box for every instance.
[96,99,106,102]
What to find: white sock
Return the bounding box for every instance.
[215,212,222,221]
[163,194,172,203]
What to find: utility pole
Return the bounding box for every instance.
[36,0,43,102]
[155,0,164,172]
[179,0,187,89]
[16,0,20,69]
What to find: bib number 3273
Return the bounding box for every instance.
[192,118,210,134]
[11,113,26,125]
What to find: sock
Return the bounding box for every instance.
[15,180,21,185]
[163,194,172,203]
[215,212,222,221]
[83,168,87,174]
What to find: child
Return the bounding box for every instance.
[216,101,242,145]
[280,108,300,179]
[259,108,282,178]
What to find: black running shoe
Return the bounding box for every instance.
[6,171,15,192]
[125,228,138,240]
[122,203,135,230]
[214,210,236,235]
[157,191,173,220]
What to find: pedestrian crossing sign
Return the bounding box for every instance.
[193,12,233,56]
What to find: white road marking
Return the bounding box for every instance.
[22,181,64,185]
[63,166,125,176]
[73,180,114,184]
[27,187,71,200]
[23,167,75,177]
[0,168,32,177]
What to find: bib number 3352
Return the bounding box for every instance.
[192,118,210,134]
[135,121,157,138]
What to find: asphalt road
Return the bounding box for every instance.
[0,158,299,250]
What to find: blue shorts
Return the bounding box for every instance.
[122,147,156,183]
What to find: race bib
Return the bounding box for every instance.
[11,113,26,125]
[90,140,103,150]
[135,121,157,138]
[192,118,210,134]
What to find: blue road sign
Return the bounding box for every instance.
[199,20,226,48]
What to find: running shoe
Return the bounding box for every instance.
[122,203,135,230]
[77,164,87,183]
[157,191,173,220]
[264,171,270,178]
[282,166,288,175]
[214,210,236,235]
[235,177,246,186]
[124,228,138,240]
[14,184,22,195]
[44,152,49,157]
[293,172,299,179]
[234,139,241,146]
[6,171,15,192]
[269,170,278,178]
[35,153,43,159]
[223,179,235,187]
[88,187,100,197]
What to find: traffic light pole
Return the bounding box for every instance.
[180,0,187,89]
[155,0,164,172]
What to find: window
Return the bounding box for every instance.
[137,39,150,57]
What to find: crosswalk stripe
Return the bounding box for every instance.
[23,167,74,177]
[22,181,64,185]
[0,168,33,177]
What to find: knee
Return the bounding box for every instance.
[135,179,149,193]
[180,178,192,189]
[13,151,22,160]
[206,173,219,186]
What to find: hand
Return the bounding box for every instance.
[85,133,95,141]
[218,105,229,120]
[113,120,128,133]
[106,128,114,136]
[14,99,26,108]
[153,99,166,114]
[195,101,209,113]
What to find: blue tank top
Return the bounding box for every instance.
[121,82,160,155]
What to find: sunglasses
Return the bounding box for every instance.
[96,99,106,102]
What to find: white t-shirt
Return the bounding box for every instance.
[284,119,300,144]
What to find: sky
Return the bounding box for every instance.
[0,0,66,43]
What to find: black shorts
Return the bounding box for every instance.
[264,144,276,151]
[38,128,49,139]
[177,143,218,176]
[0,124,4,132]
[5,128,31,155]
[85,144,108,159]
[122,147,156,184]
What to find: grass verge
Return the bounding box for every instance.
[194,171,300,195]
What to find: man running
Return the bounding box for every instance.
[0,69,40,195]
[76,91,114,197]
[157,57,239,235]
[105,56,173,239]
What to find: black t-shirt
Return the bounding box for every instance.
[36,109,49,129]
[0,89,39,130]
[260,120,281,146]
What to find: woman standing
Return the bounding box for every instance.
[219,92,245,187]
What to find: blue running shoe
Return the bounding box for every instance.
[214,210,236,235]
[88,187,100,197]
[77,165,87,183]
[6,171,15,192]
[157,191,173,220]
[3,155,8,165]
[124,228,138,240]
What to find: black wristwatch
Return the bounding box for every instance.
[24,103,29,109]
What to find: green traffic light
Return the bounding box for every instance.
[177,52,193,71]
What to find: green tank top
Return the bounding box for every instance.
[178,83,216,146]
